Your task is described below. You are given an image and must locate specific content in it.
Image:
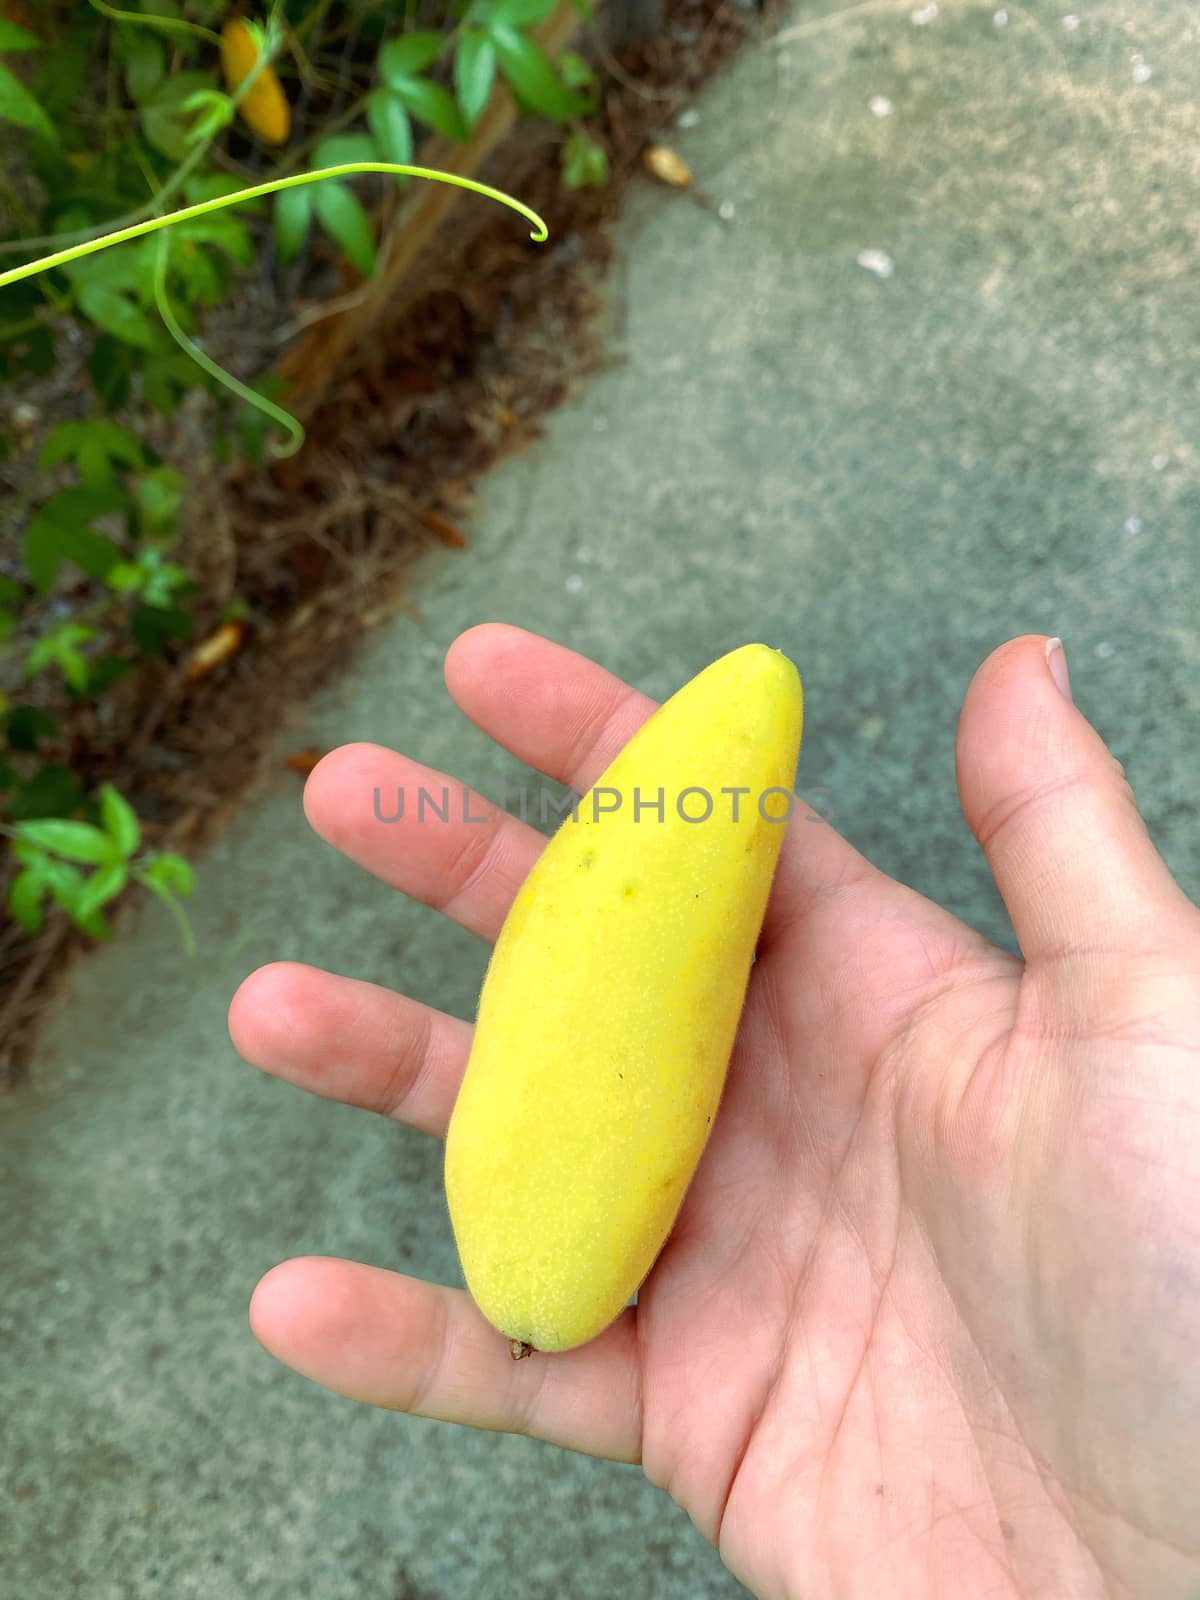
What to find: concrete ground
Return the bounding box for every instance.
[4,2,1199,1596]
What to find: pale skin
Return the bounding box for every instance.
[229,625,1200,1600]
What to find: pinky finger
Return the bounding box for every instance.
[249,1256,643,1463]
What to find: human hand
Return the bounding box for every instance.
[229,627,1200,1600]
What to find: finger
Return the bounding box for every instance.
[249,1256,642,1463]
[303,742,544,942]
[445,623,895,939]
[444,623,655,792]
[955,635,1199,969]
[228,962,470,1135]
[302,627,658,944]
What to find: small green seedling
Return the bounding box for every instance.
[5,783,197,951]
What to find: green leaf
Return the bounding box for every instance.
[8,869,46,934]
[0,573,22,608]
[87,655,132,696]
[488,25,584,120]
[112,547,194,609]
[169,240,223,306]
[30,15,89,118]
[21,521,118,592]
[140,70,211,160]
[0,320,53,379]
[62,649,93,693]
[558,50,597,94]
[76,861,130,921]
[14,818,117,865]
[130,600,192,653]
[61,241,149,294]
[313,183,377,277]
[99,783,141,857]
[0,61,56,141]
[76,435,128,490]
[43,859,86,917]
[76,283,160,351]
[561,127,608,188]
[40,420,143,491]
[136,464,185,531]
[119,30,165,103]
[25,623,97,693]
[489,0,558,25]
[390,76,467,142]
[313,133,378,170]
[274,184,312,263]
[184,172,267,214]
[174,211,253,267]
[6,705,57,753]
[140,349,198,415]
[366,89,413,170]
[454,30,496,126]
[0,20,40,51]
[378,30,445,83]
[8,764,82,820]
[143,853,195,897]
[106,562,143,593]
[88,335,134,411]
[141,561,192,609]
[21,489,125,592]
[0,322,53,379]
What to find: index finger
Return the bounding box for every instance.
[444,624,654,793]
[444,623,881,932]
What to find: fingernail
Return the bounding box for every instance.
[1045,637,1073,703]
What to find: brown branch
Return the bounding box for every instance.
[272,0,588,414]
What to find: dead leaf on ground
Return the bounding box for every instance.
[184,621,245,681]
[283,748,324,775]
[418,508,468,548]
[643,145,694,188]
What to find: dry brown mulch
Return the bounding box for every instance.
[0,0,782,1084]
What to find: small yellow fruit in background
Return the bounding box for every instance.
[444,644,803,1353]
[220,18,291,145]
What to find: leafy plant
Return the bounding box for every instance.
[0,17,56,144]
[1,0,608,953]
[6,782,196,949]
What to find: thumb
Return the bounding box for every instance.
[955,635,1197,969]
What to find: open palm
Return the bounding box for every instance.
[230,626,1200,1600]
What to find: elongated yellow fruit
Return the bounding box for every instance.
[220,19,291,145]
[444,644,803,1353]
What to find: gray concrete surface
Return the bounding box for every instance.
[4,1,1200,1595]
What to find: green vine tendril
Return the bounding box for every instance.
[152,230,305,458]
[86,0,222,46]
[0,168,550,458]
